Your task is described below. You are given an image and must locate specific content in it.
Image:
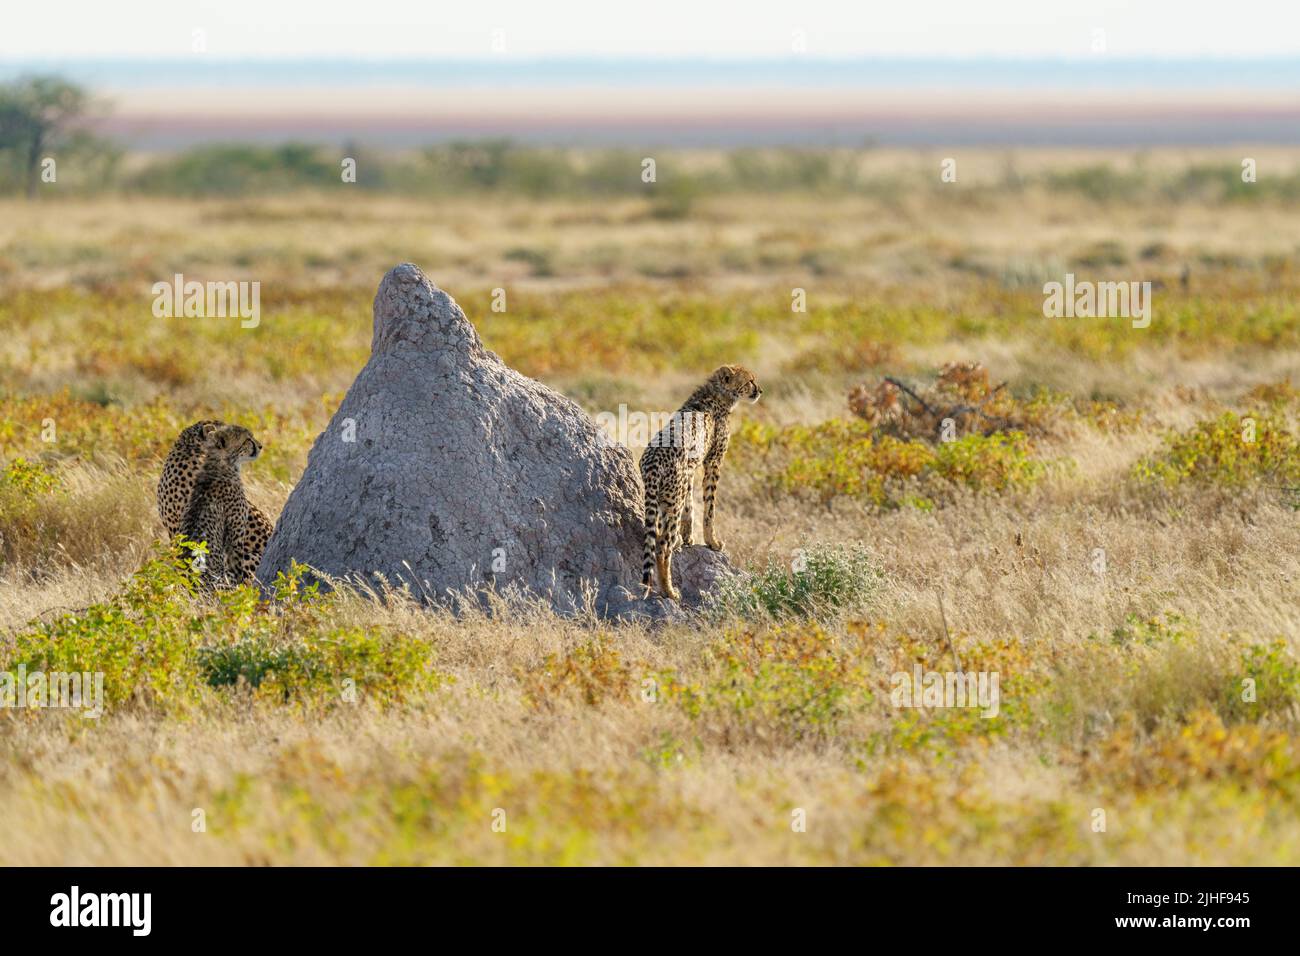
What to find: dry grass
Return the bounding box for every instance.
[2,148,1300,864]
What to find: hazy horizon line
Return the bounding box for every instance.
[4,55,1299,91]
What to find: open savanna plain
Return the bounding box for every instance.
[3,148,1300,864]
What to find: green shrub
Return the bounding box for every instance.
[7,542,209,708]
[197,626,445,704]
[734,419,1046,507]
[1134,411,1300,486]
[3,543,445,713]
[708,542,881,621]
[1,457,61,494]
[1226,640,1300,719]
[1105,612,1195,648]
[133,144,337,196]
[930,432,1046,492]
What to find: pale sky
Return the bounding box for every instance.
[2,0,1298,59]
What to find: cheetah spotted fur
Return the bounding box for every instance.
[159,421,270,584]
[639,364,762,601]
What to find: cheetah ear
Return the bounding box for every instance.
[200,424,226,448]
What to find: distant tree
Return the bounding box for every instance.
[0,75,94,198]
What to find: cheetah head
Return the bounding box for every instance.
[710,364,763,406]
[205,424,262,466]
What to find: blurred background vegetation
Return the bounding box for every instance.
[5,75,1300,208]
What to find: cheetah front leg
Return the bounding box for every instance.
[702,435,729,552]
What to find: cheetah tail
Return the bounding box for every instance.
[642,493,658,592]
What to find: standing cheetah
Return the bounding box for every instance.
[162,422,267,585]
[640,364,762,601]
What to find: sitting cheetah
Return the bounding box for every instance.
[640,364,762,601]
[161,422,268,585]
[158,420,221,533]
